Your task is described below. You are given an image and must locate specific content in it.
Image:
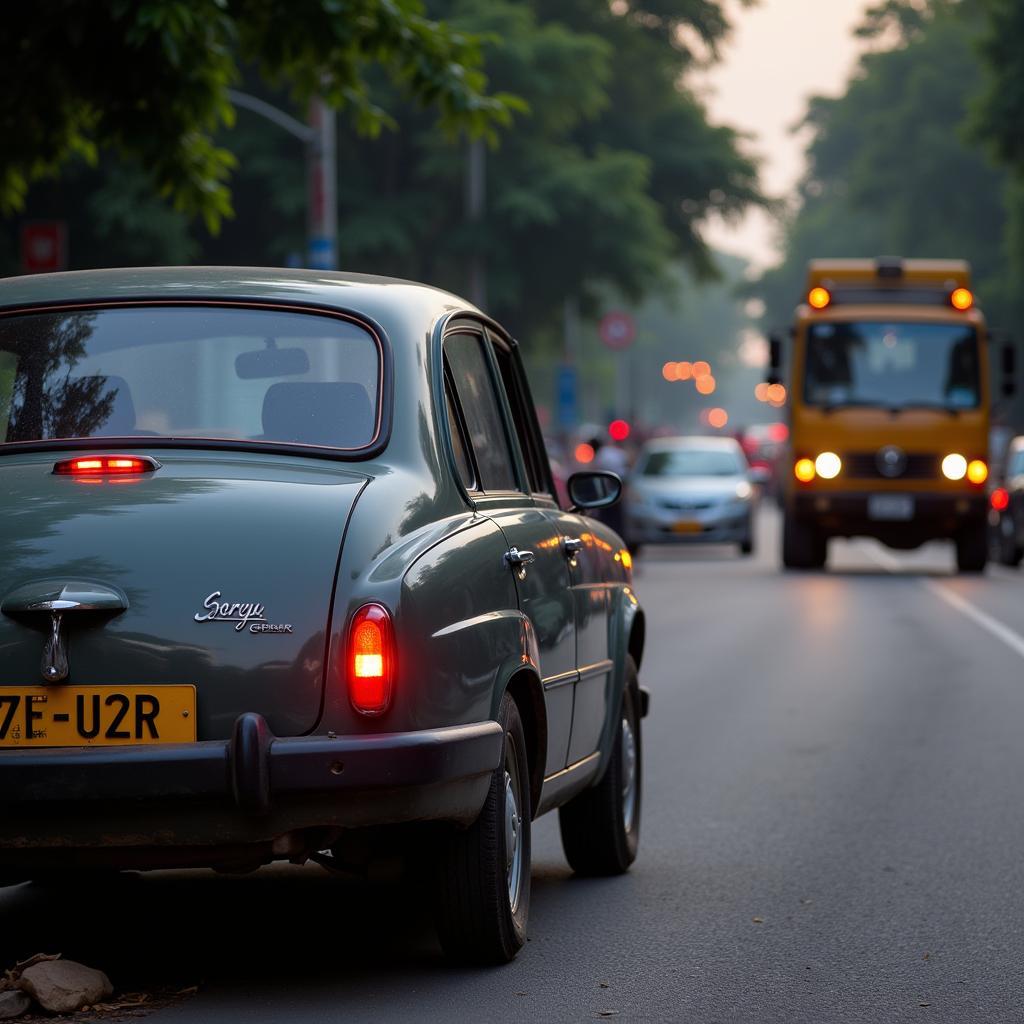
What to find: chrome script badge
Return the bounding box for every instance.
[194,592,292,634]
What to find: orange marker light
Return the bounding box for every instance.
[692,361,711,379]
[808,286,831,310]
[992,487,1010,511]
[676,361,693,381]
[662,361,679,382]
[348,604,394,716]
[695,375,716,395]
[794,458,816,483]
[967,459,988,485]
[707,408,728,429]
[950,287,974,311]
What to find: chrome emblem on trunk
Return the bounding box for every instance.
[194,592,292,634]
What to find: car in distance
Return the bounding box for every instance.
[991,436,1024,567]
[0,267,647,964]
[625,436,756,555]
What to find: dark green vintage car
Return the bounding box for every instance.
[0,268,647,962]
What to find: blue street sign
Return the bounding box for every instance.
[308,236,336,270]
[557,365,578,429]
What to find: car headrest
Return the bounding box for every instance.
[73,375,137,435]
[261,382,374,448]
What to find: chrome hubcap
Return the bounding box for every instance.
[621,716,637,833]
[504,757,523,913]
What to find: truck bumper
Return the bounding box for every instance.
[791,491,987,545]
[0,713,502,870]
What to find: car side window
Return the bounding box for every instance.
[444,376,477,491]
[444,333,518,492]
[490,338,555,499]
[1013,451,1024,476]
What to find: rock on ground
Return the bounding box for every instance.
[0,990,31,1019]
[18,959,113,1014]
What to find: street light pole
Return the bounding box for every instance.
[225,90,337,271]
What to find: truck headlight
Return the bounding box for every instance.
[814,452,842,480]
[942,453,967,480]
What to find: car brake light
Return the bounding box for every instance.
[348,603,394,716]
[53,455,160,476]
[991,487,1010,511]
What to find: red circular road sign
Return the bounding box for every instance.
[599,310,636,350]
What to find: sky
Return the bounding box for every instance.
[698,0,876,272]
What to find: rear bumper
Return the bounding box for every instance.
[627,507,751,545]
[790,491,987,541]
[0,713,502,864]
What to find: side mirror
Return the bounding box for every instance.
[567,471,622,512]
[749,465,771,487]
[1002,341,1016,397]
[766,333,782,386]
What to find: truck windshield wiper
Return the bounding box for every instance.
[887,401,960,416]
[820,399,877,414]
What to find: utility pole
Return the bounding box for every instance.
[307,98,338,270]
[465,138,487,308]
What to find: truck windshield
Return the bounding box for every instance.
[0,305,381,450]
[803,321,980,411]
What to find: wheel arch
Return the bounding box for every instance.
[503,668,547,817]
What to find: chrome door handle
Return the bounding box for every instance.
[563,537,583,556]
[504,547,536,568]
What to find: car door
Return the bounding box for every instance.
[487,332,614,767]
[443,327,577,775]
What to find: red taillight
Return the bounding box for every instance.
[347,604,394,716]
[992,487,1010,511]
[54,455,160,476]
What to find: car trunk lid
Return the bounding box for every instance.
[0,451,366,740]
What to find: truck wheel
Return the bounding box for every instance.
[956,523,988,574]
[433,692,531,964]
[558,661,641,876]
[782,512,826,570]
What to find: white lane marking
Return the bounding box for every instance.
[858,540,1024,662]
[924,581,1024,661]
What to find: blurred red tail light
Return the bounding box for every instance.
[348,604,394,716]
[991,487,1010,511]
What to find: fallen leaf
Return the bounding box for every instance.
[922,953,930,960]
[752,917,764,924]
[919,1002,931,1007]
[596,1012,620,1019]
[599,982,609,989]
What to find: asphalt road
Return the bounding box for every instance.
[5,506,1024,1022]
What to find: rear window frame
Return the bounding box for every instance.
[0,298,394,461]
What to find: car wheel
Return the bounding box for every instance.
[999,516,1023,567]
[956,523,988,574]
[558,659,641,876]
[739,532,754,556]
[433,692,531,964]
[782,511,826,570]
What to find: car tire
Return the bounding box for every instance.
[739,532,754,556]
[998,516,1023,567]
[558,661,641,877]
[782,511,826,570]
[433,692,531,964]
[956,523,988,574]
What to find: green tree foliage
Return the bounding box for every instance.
[972,0,1024,173]
[314,0,765,338]
[757,0,1016,332]
[0,0,518,230]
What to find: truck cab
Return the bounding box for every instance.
[771,257,1013,573]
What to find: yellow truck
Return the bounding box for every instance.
[768,257,1015,572]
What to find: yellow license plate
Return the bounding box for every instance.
[672,521,702,534]
[0,686,196,748]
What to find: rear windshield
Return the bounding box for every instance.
[640,449,745,477]
[0,306,381,450]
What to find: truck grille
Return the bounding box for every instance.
[843,452,938,480]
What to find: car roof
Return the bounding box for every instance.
[0,267,480,338]
[641,435,743,453]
